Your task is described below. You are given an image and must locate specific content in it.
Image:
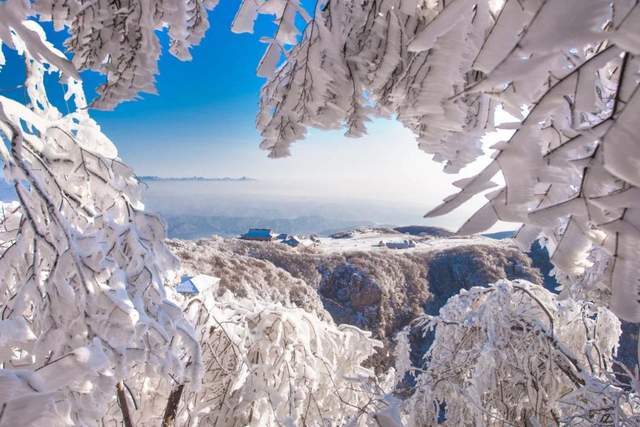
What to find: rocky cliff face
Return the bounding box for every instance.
[170,230,543,371]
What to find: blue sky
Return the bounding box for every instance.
[0,3,512,230]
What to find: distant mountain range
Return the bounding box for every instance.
[138,176,256,182]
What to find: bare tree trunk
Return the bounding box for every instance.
[162,384,185,427]
[116,381,134,427]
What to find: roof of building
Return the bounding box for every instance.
[241,228,273,240]
[176,274,220,294]
[282,235,301,246]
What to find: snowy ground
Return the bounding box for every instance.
[312,228,510,254]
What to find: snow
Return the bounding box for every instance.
[105,281,384,426]
[519,0,609,55]
[408,0,475,52]
[312,228,507,255]
[603,83,640,187]
[0,318,36,348]
[176,274,220,295]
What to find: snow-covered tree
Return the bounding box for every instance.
[402,279,639,426]
[0,3,381,424]
[100,286,386,426]
[0,21,200,425]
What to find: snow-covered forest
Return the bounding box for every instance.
[1,0,640,425]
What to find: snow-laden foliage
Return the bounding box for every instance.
[101,285,386,426]
[2,0,312,109]
[251,0,503,164]
[247,0,640,322]
[3,2,640,425]
[0,23,199,425]
[402,279,639,426]
[0,0,218,109]
[392,327,412,386]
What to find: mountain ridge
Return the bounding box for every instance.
[138,175,256,182]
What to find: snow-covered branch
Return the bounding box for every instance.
[0,23,200,425]
[101,287,386,426]
[402,279,639,426]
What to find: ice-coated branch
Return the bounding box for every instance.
[399,279,638,426]
[1,0,317,109]
[99,286,387,426]
[0,22,200,425]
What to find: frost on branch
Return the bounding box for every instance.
[233,0,310,79]
[3,0,316,109]
[255,0,640,321]
[0,23,199,424]
[103,287,386,426]
[1,0,219,109]
[254,0,498,168]
[403,279,639,426]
